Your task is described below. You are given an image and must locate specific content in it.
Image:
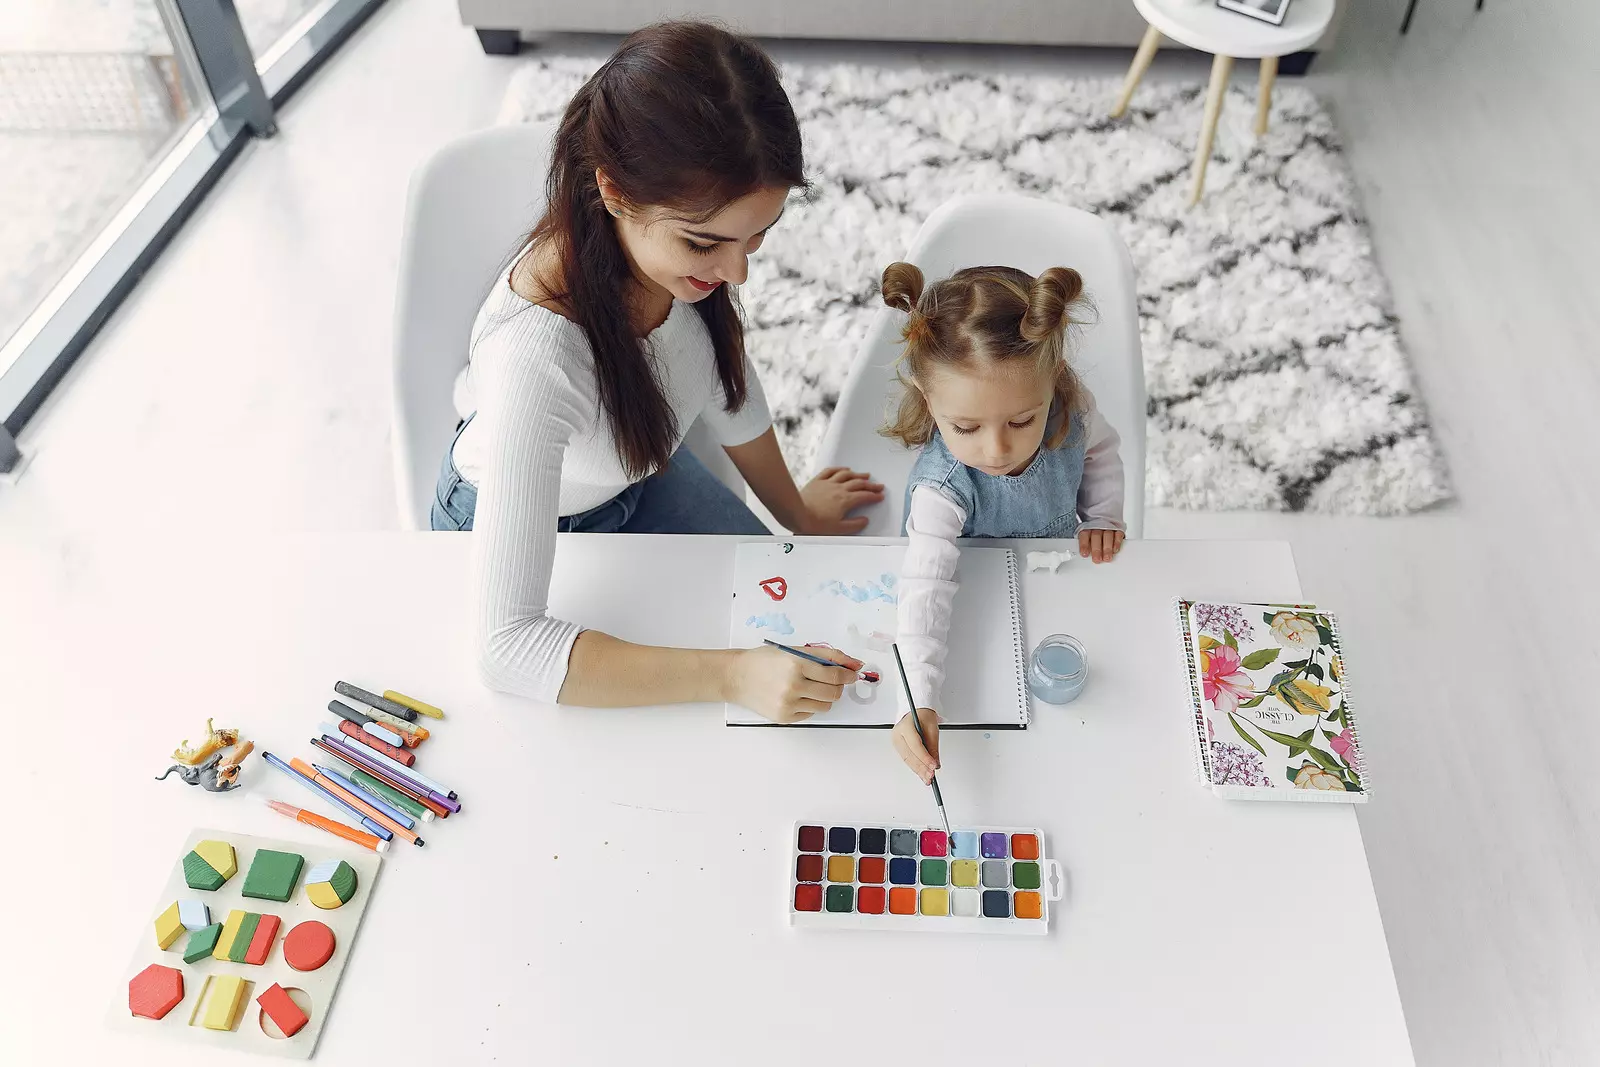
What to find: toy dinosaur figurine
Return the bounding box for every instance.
[172,718,240,766]
[160,720,254,792]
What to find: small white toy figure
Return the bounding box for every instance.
[1026,551,1074,573]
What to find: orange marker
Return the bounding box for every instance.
[289,757,424,847]
[264,799,389,853]
[309,737,451,819]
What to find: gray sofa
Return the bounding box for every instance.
[457,0,1341,72]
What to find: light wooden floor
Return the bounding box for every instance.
[4,1,1597,1062]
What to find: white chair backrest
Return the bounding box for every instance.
[814,194,1146,537]
[391,123,555,530]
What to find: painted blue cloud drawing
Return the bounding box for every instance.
[819,578,897,604]
[745,612,795,637]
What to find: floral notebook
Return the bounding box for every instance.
[1177,600,1368,803]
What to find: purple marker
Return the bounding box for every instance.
[310,737,462,816]
[321,727,456,799]
[313,757,417,830]
[313,733,462,813]
[261,751,394,841]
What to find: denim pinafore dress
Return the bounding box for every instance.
[901,408,1089,538]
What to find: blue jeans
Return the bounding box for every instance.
[430,420,769,535]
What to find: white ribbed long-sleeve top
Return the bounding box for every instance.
[451,281,772,703]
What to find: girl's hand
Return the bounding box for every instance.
[892,707,941,784]
[725,645,862,724]
[1079,528,1125,564]
[796,467,885,534]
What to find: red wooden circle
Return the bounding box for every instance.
[282,920,336,972]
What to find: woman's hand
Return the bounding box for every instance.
[724,644,862,724]
[1079,528,1125,564]
[796,467,885,534]
[892,707,941,784]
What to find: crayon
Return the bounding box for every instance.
[383,689,444,720]
[335,718,415,766]
[335,681,417,722]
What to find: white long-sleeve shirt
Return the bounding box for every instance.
[896,400,1125,713]
[454,280,772,703]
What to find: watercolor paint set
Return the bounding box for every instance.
[108,828,381,1059]
[789,821,1063,934]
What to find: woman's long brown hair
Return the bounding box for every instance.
[528,21,806,478]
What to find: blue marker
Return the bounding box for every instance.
[261,751,394,842]
[314,760,416,831]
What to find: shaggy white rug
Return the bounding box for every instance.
[499,60,1452,514]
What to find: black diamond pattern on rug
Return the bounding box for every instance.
[499,60,1451,515]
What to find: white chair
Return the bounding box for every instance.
[391,123,746,531]
[814,194,1147,538]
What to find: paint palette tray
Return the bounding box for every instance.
[789,821,1063,934]
[108,828,381,1059]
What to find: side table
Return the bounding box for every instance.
[1111,0,1336,203]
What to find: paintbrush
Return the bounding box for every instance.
[761,639,880,682]
[890,643,953,841]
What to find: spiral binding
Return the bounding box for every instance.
[1175,599,1213,785]
[1005,551,1029,726]
[1323,612,1371,798]
[1177,600,1370,800]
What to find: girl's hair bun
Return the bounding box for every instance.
[1019,266,1085,343]
[880,261,925,313]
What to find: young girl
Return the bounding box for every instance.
[880,262,1127,782]
[433,22,883,720]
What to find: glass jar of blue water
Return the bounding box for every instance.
[1028,634,1088,704]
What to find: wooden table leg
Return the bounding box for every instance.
[1255,55,1278,136]
[1190,53,1234,205]
[1401,0,1420,33]
[1111,24,1163,118]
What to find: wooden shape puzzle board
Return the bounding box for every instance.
[107,827,381,1059]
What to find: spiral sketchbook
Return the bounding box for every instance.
[727,542,1028,728]
[1177,599,1368,803]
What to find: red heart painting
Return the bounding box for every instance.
[759,576,787,601]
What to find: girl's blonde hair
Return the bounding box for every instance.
[878,262,1092,449]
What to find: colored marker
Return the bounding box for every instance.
[314,763,416,830]
[311,734,460,814]
[335,681,418,722]
[320,727,455,799]
[350,768,433,822]
[383,689,444,720]
[318,730,460,809]
[289,757,423,847]
[261,752,394,842]
[308,737,454,817]
[264,799,389,853]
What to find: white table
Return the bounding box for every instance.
[1112,0,1337,202]
[0,534,1412,1064]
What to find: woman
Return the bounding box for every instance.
[432,22,882,721]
